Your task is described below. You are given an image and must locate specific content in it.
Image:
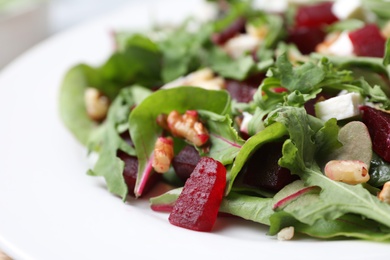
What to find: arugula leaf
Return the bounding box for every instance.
[129,87,231,197]
[198,110,245,165]
[269,211,390,241]
[88,86,152,200]
[311,52,390,78]
[270,106,390,228]
[158,23,212,82]
[208,46,256,80]
[271,53,325,92]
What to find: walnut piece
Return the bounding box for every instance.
[152,137,174,173]
[84,88,110,121]
[167,110,209,147]
[378,181,390,204]
[324,160,369,185]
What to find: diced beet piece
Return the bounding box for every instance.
[168,157,226,232]
[117,151,161,197]
[287,26,326,54]
[349,24,386,58]
[360,106,390,162]
[294,2,338,28]
[225,80,257,103]
[242,142,298,192]
[225,73,265,103]
[211,17,246,45]
[172,145,201,182]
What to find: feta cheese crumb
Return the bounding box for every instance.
[277,226,295,241]
[332,0,366,20]
[240,112,253,134]
[326,32,354,57]
[315,92,364,121]
[223,34,262,59]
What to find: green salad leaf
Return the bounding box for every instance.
[88,86,152,200]
[269,106,390,229]
[198,110,245,165]
[59,64,100,145]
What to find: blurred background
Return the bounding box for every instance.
[0,0,128,70]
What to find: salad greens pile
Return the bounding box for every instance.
[59,0,390,240]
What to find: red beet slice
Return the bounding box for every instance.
[242,142,298,192]
[294,2,338,28]
[168,157,226,232]
[349,24,386,58]
[172,145,201,182]
[360,106,390,162]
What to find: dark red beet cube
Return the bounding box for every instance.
[360,106,390,162]
[349,24,386,58]
[117,150,161,196]
[168,157,226,232]
[287,26,326,54]
[172,145,201,182]
[294,2,338,28]
[211,17,246,45]
[242,142,298,192]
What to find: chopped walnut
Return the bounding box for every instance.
[152,137,174,173]
[162,68,225,90]
[167,110,209,147]
[84,88,110,121]
[378,181,390,204]
[324,160,369,185]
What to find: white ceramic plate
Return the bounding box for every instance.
[0,1,389,259]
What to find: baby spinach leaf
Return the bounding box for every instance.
[59,64,101,145]
[226,122,288,194]
[129,87,231,197]
[219,192,274,226]
[369,153,390,187]
[98,34,162,97]
[198,110,244,165]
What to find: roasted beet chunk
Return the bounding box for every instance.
[172,145,201,182]
[288,2,337,54]
[242,142,298,192]
[287,26,326,55]
[294,2,338,28]
[349,24,386,58]
[169,157,226,232]
[211,17,246,45]
[360,106,390,162]
[117,151,161,196]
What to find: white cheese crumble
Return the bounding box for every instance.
[332,0,366,20]
[315,92,364,121]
